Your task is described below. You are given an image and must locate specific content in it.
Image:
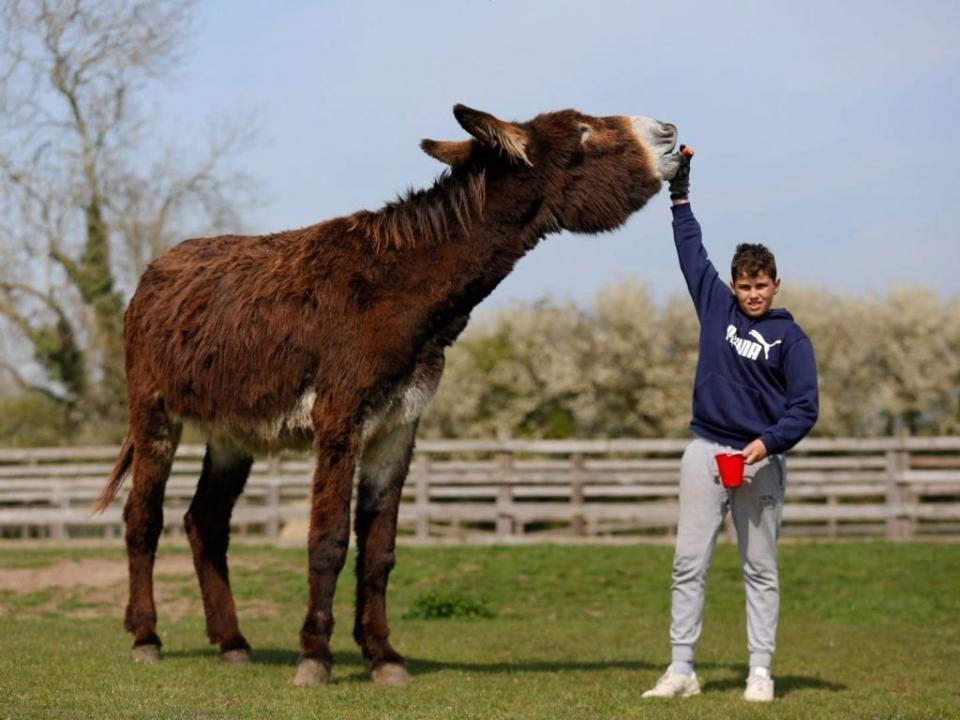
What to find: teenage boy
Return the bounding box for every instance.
[642,148,819,702]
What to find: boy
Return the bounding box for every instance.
[642,148,819,702]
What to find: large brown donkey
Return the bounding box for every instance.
[95,105,680,686]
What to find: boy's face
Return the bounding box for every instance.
[730,271,780,318]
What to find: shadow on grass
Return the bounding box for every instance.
[407,657,663,675]
[162,647,301,666]
[702,673,846,697]
[167,647,662,676]
[162,648,845,695]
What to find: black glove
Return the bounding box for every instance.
[669,145,691,201]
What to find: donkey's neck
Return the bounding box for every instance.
[382,177,553,344]
[349,169,488,251]
[351,168,552,321]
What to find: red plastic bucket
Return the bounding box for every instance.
[715,453,745,488]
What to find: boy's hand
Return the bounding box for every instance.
[669,145,692,201]
[742,438,768,465]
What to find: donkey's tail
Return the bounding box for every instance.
[93,432,134,513]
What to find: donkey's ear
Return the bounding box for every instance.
[452,104,532,167]
[420,138,475,166]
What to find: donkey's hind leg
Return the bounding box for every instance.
[353,421,417,686]
[183,439,254,663]
[123,396,182,662]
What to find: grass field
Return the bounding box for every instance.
[0,541,957,719]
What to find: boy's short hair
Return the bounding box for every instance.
[731,243,777,280]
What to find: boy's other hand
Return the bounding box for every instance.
[669,145,691,201]
[742,438,768,465]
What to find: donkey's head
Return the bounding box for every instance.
[422,105,679,234]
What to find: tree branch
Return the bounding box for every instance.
[0,358,67,405]
[0,280,67,319]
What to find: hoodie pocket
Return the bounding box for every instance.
[693,371,765,438]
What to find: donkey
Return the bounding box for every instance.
[94,104,680,687]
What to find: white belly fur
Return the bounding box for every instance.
[193,372,438,461]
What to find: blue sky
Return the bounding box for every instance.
[157,0,960,313]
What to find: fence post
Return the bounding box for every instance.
[266,455,281,539]
[414,452,431,540]
[496,448,514,538]
[24,454,38,539]
[826,495,838,538]
[51,479,67,540]
[885,440,911,540]
[571,453,586,537]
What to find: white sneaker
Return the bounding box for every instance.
[744,673,775,702]
[641,669,701,698]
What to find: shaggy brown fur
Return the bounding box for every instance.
[95,105,676,685]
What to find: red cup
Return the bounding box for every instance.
[715,452,745,488]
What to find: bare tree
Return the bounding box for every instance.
[0,0,255,439]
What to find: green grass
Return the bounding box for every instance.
[0,541,957,719]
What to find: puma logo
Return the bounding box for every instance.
[725,325,783,362]
[748,330,782,360]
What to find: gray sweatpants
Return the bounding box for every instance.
[670,436,786,670]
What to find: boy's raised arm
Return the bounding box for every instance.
[672,203,730,320]
[669,150,730,319]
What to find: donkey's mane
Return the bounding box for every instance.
[349,169,486,251]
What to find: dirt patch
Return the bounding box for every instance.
[0,550,283,595]
[0,555,196,593]
[0,552,293,625]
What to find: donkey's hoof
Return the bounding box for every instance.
[220,649,252,666]
[131,644,161,663]
[293,658,330,687]
[371,662,410,687]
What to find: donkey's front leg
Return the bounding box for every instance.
[353,422,417,686]
[294,429,359,687]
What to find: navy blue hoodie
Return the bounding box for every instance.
[672,203,818,455]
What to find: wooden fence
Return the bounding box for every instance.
[1,437,958,542]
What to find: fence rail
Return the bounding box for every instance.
[1,437,959,542]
